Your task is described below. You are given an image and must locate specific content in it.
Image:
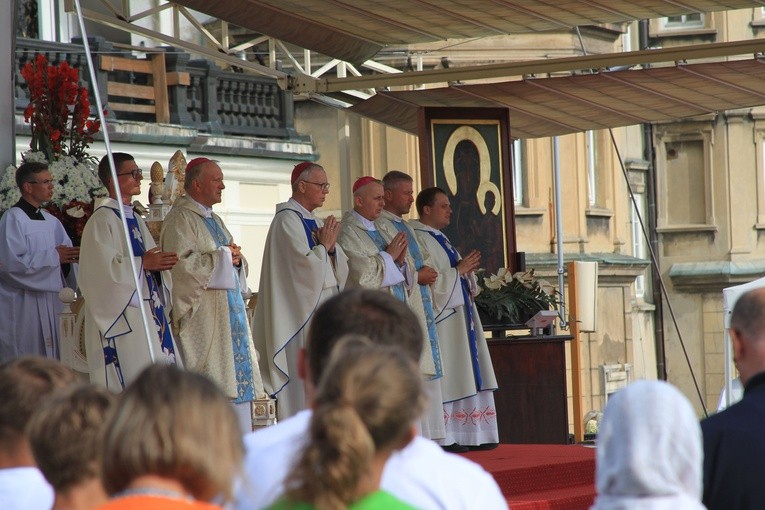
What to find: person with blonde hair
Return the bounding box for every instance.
[270,337,425,510]
[97,364,244,510]
[27,384,115,510]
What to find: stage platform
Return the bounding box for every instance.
[463,444,596,510]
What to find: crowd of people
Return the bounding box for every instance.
[3,155,765,509]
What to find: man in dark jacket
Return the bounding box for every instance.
[702,287,765,509]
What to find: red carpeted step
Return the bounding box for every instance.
[506,482,596,510]
[463,444,596,497]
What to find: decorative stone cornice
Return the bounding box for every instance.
[523,252,649,286]
[668,261,765,293]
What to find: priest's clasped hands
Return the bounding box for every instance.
[228,243,243,267]
[317,215,339,254]
[142,247,179,271]
[386,232,408,264]
[457,249,481,276]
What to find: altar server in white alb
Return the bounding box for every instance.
[253,161,348,420]
[161,157,265,412]
[411,187,499,449]
[0,161,79,362]
[79,153,181,390]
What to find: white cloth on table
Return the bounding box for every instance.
[235,409,508,510]
[590,379,705,510]
[0,466,54,510]
[252,198,348,420]
[0,203,74,362]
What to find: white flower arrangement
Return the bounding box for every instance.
[475,268,558,324]
[0,151,107,243]
[0,151,106,212]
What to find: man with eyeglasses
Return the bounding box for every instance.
[162,157,266,427]
[79,152,181,391]
[0,161,78,362]
[252,161,349,421]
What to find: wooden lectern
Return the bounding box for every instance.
[486,328,573,444]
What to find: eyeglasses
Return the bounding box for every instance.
[28,179,54,185]
[117,169,144,179]
[302,180,331,191]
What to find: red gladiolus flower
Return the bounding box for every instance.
[20,54,102,162]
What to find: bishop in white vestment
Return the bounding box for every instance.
[253,162,348,420]
[337,178,439,421]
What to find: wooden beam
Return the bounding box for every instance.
[99,55,153,73]
[151,53,170,124]
[107,82,155,100]
[107,103,157,114]
[167,72,190,86]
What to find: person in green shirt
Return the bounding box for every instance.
[268,337,426,510]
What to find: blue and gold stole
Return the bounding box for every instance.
[365,229,406,302]
[203,216,257,403]
[389,220,442,379]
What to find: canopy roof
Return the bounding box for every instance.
[171,0,765,63]
[349,57,765,138]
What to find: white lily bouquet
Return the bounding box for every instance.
[475,268,558,325]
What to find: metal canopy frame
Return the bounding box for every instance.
[64,0,765,101]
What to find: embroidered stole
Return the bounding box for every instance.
[364,229,406,302]
[104,210,176,389]
[390,221,442,379]
[203,216,256,403]
[426,231,484,391]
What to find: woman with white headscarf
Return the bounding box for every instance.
[590,380,706,510]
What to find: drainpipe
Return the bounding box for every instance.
[639,19,666,380]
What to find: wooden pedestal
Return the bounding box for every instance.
[487,334,572,444]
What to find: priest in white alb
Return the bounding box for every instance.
[411,187,499,450]
[252,162,348,420]
[79,153,180,390]
[0,161,78,362]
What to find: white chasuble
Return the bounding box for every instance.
[161,195,264,402]
[338,210,436,378]
[411,220,499,446]
[410,220,498,400]
[79,198,179,391]
[253,199,348,420]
